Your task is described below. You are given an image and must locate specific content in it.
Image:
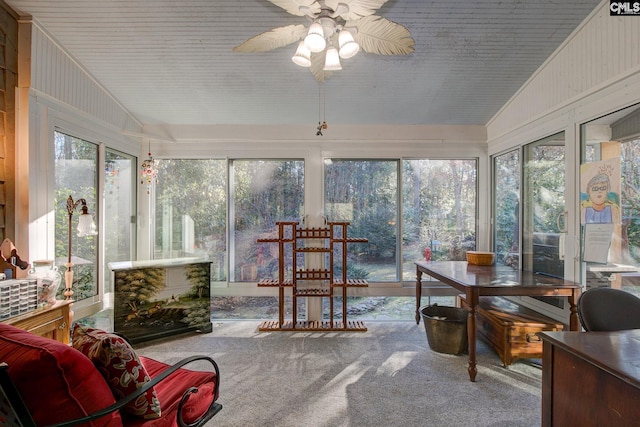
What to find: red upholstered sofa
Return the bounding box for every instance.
[0,323,221,426]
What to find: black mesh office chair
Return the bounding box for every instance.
[577,287,640,331]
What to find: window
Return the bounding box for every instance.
[230,159,305,282]
[154,158,305,284]
[491,134,567,311]
[522,133,566,279]
[156,156,477,320]
[494,150,520,268]
[154,159,227,281]
[54,131,98,301]
[323,159,478,283]
[581,104,640,294]
[402,159,477,280]
[325,160,398,282]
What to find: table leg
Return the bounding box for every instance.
[466,291,478,382]
[416,268,423,324]
[569,289,581,331]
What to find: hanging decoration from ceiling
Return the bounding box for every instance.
[233,0,415,82]
[140,140,158,194]
[105,160,120,195]
[316,82,327,136]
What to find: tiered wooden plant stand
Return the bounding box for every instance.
[256,221,368,332]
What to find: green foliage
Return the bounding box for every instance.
[333,263,370,280]
[181,301,210,327]
[494,150,520,261]
[156,159,226,240]
[325,160,399,262]
[525,148,565,234]
[401,159,477,261]
[184,263,211,298]
[114,267,166,313]
[156,157,482,281]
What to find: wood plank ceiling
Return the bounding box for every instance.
[5,0,602,128]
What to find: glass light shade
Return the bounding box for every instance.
[338,30,359,59]
[291,41,311,67]
[323,47,342,71]
[304,22,326,53]
[77,213,97,237]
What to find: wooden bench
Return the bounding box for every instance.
[459,295,564,367]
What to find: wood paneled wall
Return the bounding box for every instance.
[0,1,17,242]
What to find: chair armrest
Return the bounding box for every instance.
[48,355,222,427]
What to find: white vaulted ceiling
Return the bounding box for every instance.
[5,0,602,129]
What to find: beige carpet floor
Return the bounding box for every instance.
[134,321,543,427]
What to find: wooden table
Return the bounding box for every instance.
[415,261,581,381]
[539,330,640,426]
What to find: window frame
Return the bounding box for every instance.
[147,147,487,303]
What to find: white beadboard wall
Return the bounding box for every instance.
[487,1,640,142]
[28,21,141,135]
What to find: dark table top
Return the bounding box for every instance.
[539,330,640,389]
[415,260,581,290]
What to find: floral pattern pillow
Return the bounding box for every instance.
[72,324,161,419]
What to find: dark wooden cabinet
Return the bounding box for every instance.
[539,331,640,427]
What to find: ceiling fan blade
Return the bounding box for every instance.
[233,25,308,53]
[348,15,415,55]
[268,0,321,17]
[310,51,332,82]
[325,0,389,20]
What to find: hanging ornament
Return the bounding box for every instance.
[140,140,158,194]
[315,83,327,136]
[105,160,120,195]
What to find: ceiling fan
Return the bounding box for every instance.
[233,0,415,82]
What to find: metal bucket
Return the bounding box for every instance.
[420,304,468,355]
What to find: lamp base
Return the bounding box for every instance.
[64,263,74,300]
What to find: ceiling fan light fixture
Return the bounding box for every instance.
[304,22,326,53]
[338,29,359,59]
[323,47,342,71]
[292,41,311,67]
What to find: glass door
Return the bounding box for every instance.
[522,133,566,280]
[104,149,136,296]
[494,150,520,268]
[54,131,99,302]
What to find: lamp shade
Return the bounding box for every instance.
[292,41,311,67]
[323,47,342,71]
[338,30,359,59]
[304,22,326,53]
[77,213,97,237]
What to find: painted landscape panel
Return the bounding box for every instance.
[113,260,211,343]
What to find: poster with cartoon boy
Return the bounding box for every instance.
[580,158,621,225]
